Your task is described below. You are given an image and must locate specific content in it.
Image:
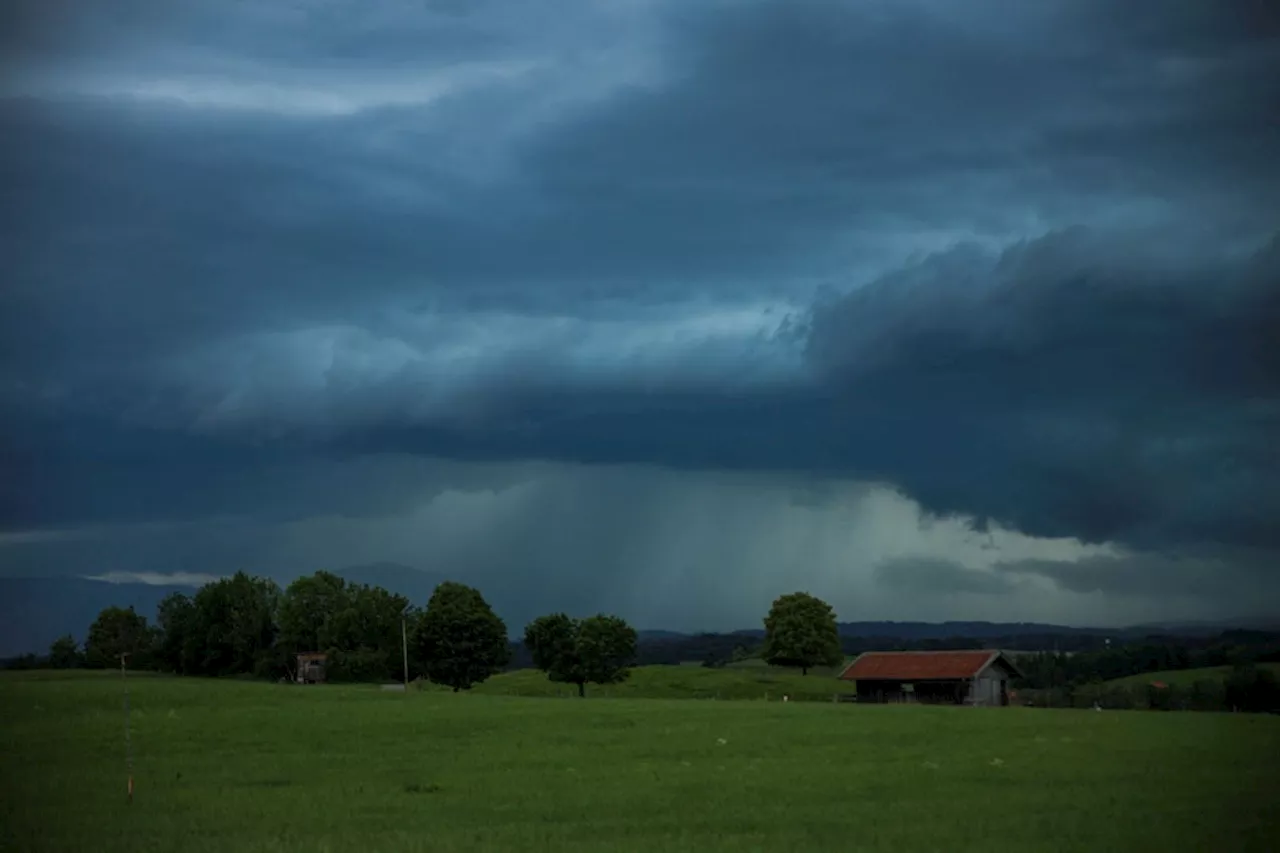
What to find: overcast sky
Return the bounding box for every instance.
[2,0,1278,630]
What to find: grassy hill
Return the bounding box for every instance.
[721,657,851,678]
[3,671,1278,852]
[1106,662,1280,689]
[428,664,857,701]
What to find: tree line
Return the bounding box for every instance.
[23,570,1277,705]
[32,580,850,692]
[39,571,644,696]
[1013,634,1280,689]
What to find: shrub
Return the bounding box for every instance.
[1224,666,1280,713]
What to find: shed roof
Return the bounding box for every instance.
[838,650,1021,681]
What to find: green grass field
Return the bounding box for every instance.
[433,663,856,701]
[721,657,850,678]
[1106,662,1280,688]
[2,671,1278,853]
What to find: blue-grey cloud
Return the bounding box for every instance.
[994,549,1280,602]
[2,0,1279,614]
[874,556,1019,596]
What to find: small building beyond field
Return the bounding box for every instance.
[295,653,327,684]
[838,650,1021,706]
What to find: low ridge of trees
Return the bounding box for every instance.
[1014,635,1280,690]
[17,570,1280,714]
[154,572,282,678]
[524,613,638,697]
[54,570,637,696]
[276,571,411,683]
[47,635,82,669]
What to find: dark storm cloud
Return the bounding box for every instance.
[0,410,535,530]
[310,228,1278,552]
[873,557,1018,596]
[804,228,1280,549]
[2,0,1279,570]
[6,0,1277,373]
[869,548,1280,620]
[995,550,1280,602]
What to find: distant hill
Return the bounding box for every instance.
[0,577,190,658]
[1124,619,1280,637]
[837,620,1108,639]
[637,630,690,641]
[1104,663,1280,689]
[835,620,1280,640]
[2,572,1277,660]
[718,621,1115,641]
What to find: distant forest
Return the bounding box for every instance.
[8,565,1276,698]
[627,626,1280,683]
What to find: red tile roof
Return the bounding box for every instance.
[838,650,1010,681]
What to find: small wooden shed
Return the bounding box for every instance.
[838,650,1022,706]
[295,652,328,684]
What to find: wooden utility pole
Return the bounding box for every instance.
[401,617,410,692]
[121,652,133,804]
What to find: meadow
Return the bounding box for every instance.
[1106,662,1280,689]
[427,661,857,701]
[2,671,1278,853]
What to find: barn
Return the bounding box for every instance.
[295,652,328,684]
[838,650,1022,706]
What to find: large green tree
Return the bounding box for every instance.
[761,591,842,675]
[187,572,282,677]
[523,613,637,697]
[329,582,414,682]
[276,571,350,655]
[84,606,154,669]
[276,571,412,682]
[412,581,509,691]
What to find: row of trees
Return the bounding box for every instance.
[1014,636,1280,690]
[46,578,848,692]
[1018,666,1280,713]
[53,571,644,695]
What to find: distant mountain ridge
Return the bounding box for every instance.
[2,571,1277,658]
[0,576,190,659]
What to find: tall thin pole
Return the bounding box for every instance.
[121,652,133,804]
[401,617,410,691]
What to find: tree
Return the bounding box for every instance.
[412,581,509,691]
[276,571,349,657]
[84,606,153,669]
[523,613,638,697]
[1225,665,1280,713]
[327,583,413,682]
[276,572,411,682]
[761,591,842,675]
[48,635,81,669]
[187,572,281,677]
[155,592,199,674]
[578,615,638,689]
[524,613,581,690]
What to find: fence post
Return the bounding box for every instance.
[121,653,133,805]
